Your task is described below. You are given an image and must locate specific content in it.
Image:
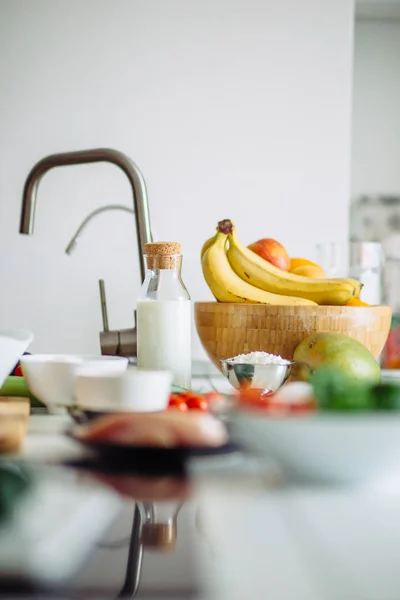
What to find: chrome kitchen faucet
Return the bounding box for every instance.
[19,148,153,357]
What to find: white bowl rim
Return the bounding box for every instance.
[234,409,400,423]
[76,368,171,381]
[21,354,84,364]
[221,358,294,367]
[76,354,128,362]
[20,353,128,364]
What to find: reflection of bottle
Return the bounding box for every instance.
[137,242,191,388]
[139,500,183,552]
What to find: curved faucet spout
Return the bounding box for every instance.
[19,148,153,280]
[65,204,134,255]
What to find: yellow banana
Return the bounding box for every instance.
[288,259,362,296]
[202,231,317,306]
[225,222,359,305]
[201,232,218,262]
[330,278,363,298]
[200,219,233,262]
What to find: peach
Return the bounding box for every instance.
[248,238,290,271]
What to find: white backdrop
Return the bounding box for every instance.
[0,0,354,357]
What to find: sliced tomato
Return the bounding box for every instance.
[238,388,316,414]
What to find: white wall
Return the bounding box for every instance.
[0,0,354,358]
[352,18,400,197]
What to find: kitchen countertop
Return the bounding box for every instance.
[1,414,276,599]
[3,406,400,599]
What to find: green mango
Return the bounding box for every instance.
[293,332,381,385]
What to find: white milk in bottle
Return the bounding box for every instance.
[137,242,191,388]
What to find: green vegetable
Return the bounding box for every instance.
[370,384,400,410]
[311,367,400,412]
[311,367,374,411]
[0,376,31,397]
[171,384,188,393]
[0,377,45,408]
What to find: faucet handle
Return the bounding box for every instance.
[99,279,109,332]
[98,279,137,358]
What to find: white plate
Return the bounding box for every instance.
[229,410,400,486]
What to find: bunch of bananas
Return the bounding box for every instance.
[201,220,362,306]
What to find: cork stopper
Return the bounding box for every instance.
[144,242,182,270]
[141,523,176,551]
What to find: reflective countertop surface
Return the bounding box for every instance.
[4,371,400,600]
[0,445,273,600]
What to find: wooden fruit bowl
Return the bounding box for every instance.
[194,303,392,372]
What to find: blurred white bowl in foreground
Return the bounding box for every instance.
[230,411,400,486]
[75,369,172,413]
[21,354,128,410]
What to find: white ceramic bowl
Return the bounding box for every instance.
[229,411,400,487]
[0,329,33,387]
[21,354,128,410]
[75,369,172,413]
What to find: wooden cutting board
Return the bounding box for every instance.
[0,397,30,454]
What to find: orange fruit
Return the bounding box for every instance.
[291,264,326,278]
[345,297,370,307]
[289,257,320,273]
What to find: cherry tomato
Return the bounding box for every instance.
[13,365,23,377]
[186,396,208,411]
[169,402,188,412]
[238,388,316,414]
[168,394,188,411]
[168,393,184,405]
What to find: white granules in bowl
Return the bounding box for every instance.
[227,351,290,365]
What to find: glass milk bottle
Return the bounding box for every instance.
[137,242,191,388]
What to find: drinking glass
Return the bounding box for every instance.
[316,242,383,305]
